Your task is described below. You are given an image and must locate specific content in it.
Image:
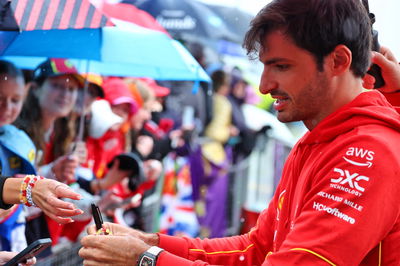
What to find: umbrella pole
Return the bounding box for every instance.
[76,61,91,142]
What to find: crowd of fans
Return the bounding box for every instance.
[0,42,268,259]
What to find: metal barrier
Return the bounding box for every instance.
[37,242,83,266]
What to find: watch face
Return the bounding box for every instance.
[141,256,154,266]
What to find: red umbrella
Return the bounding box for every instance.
[91,1,169,35]
[3,0,113,31]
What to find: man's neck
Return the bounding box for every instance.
[304,75,364,130]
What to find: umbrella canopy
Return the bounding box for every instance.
[0,0,112,30]
[2,22,210,81]
[135,0,241,43]
[91,1,168,34]
[0,1,210,81]
[203,4,254,45]
[0,0,112,58]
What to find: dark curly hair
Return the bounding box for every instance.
[243,0,372,77]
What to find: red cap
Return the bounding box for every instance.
[138,78,170,97]
[103,77,138,114]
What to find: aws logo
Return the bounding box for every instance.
[343,147,374,168]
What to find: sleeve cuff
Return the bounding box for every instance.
[157,251,194,266]
[158,233,189,259]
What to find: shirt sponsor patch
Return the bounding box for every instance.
[330,168,369,196]
[317,191,363,212]
[313,201,356,224]
[343,147,374,168]
[317,191,343,203]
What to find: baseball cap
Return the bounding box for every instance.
[103,77,138,115]
[138,78,170,97]
[33,58,85,87]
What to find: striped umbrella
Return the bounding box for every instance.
[0,0,112,31]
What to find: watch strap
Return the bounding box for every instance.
[137,246,164,266]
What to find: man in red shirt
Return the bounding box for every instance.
[79,0,400,265]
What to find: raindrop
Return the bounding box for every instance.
[4,76,7,81]
[240,217,245,223]
[239,255,245,261]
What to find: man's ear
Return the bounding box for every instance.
[327,45,352,76]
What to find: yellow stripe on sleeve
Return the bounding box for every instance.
[290,248,336,266]
[189,244,254,255]
[378,242,382,266]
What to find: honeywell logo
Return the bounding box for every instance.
[343,147,374,168]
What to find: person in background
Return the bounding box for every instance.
[14,58,83,246]
[227,69,257,161]
[160,42,211,135]
[194,69,237,238]
[0,60,82,264]
[0,60,80,253]
[104,78,163,230]
[0,60,34,252]
[80,0,400,265]
[53,74,132,245]
[92,77,138,178]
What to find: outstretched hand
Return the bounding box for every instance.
[32,178,83,224]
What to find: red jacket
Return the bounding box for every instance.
[156,91,400,265]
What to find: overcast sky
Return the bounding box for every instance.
[198,0,400,58]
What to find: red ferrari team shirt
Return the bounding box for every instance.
[156,90,400,265]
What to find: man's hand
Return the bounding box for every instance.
[363,46,400,92]
[86,222,160,246]
[79,234,150,265]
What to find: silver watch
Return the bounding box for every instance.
[137,246,164,266]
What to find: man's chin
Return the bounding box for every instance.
[276,113,298,124]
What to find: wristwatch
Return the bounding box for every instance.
[137,246,164,266]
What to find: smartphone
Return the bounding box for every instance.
[4,238,52,266]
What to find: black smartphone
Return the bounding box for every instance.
[362,1,385,88]
[91,203,103,231]
[4,238,52,266]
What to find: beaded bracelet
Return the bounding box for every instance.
[19,175,44,207]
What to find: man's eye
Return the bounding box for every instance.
[276,64,289,70]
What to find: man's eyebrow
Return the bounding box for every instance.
[262,57,288,65]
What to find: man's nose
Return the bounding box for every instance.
[259,69,278,95]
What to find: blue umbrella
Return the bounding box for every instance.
[1,23,210,81]
[0,0,209,81]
